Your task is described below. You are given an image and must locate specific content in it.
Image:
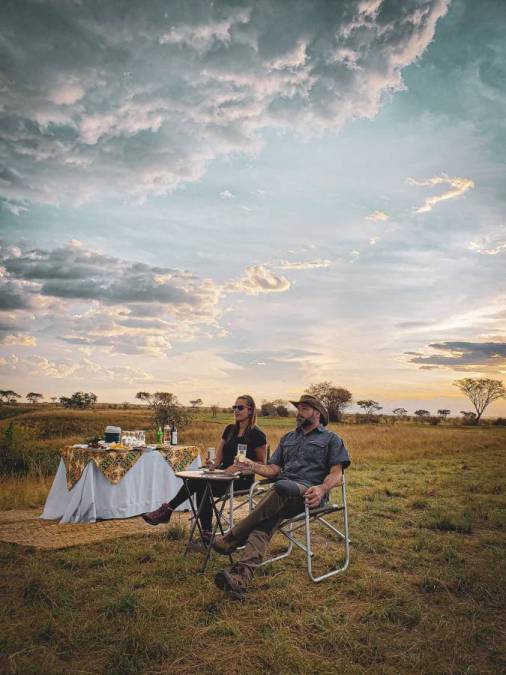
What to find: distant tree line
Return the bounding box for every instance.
[1,377,504,426]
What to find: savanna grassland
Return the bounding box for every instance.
[0,407,505,674]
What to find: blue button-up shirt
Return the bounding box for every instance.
[268,425,351,488]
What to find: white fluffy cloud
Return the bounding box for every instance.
[366,210,389,221]
[468,233,506,256]
[408,174,474,213]
[278,259,331,270]
[224,265,290,296]
[0,0,449,206]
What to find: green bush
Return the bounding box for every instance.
[0,422,32,475]
[0,423,59,477]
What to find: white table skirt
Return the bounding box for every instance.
[41,450,202,524]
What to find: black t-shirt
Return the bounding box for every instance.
[220,424,266,469]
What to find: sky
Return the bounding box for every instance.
[0,0,505,415]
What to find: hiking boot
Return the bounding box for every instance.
[212,531,240,555]
[142,503,173,526]
[214,563,252,601]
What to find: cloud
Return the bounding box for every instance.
[406,341,506,373]
[0,0,449,205]
[366,210,389,221]
[219,190,235,200]
[407,174,474,213]
[0,280,35,310]
[468,233,506,256]
[1,334,37,347]
[0,353,154,382]
[220,348,321,368]
[0,241,224,356]
[1,244,221,309]
[278,259,331,270]
[397,299,506,336]
[2,202,29,216]
[0,242,305,357]
[224,265,290,296]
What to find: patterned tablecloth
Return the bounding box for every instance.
[61,445,201,489]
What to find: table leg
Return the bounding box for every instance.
[201,480,234,572]
[183,478,210,556]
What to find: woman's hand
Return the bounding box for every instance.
[224,464,240,474]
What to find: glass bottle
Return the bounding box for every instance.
[170,420,177,446]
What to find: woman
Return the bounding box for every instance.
[142,394,267,542]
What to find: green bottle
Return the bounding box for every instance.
[156,426,163,445]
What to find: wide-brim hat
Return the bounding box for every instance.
[289,394,329,426]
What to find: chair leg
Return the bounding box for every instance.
[306,482,350,583]
[258,521,294,567]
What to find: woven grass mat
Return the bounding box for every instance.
[0,509,191,550]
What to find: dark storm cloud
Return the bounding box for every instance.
[0,244,216,307]
[0,281,34,310]
[407,341,506,371]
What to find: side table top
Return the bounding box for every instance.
[175,469,253,481]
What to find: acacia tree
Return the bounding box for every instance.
[414,409,430,422]
[189,398,203,410]
[305,382,352,422]
[454,378,506,424]
[437,409,451,420]
[460,410,477,424]
[60,392,97,409]
[0,390,21,404]
[26,392,43,405]
[135,391,191,429]
[392,407,408,421]
[357,400,382,418]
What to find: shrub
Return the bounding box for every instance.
[0,423,32,475]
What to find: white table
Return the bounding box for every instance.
[41,450,201,524]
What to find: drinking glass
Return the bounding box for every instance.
[237,444,247,463]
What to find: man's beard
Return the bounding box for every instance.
[296,415,313,429]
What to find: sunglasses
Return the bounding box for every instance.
[231,405,249,411]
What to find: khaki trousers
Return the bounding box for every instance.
[230,486,306,575]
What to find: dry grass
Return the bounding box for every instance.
[0,413,505,673]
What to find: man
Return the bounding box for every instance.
[212,394,351,600]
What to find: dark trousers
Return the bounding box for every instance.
[169,476,252,532]
[231,481,307,575]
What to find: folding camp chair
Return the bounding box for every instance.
[248,474,350,582]
[215,445,272,530]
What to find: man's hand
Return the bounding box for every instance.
[233,457,254,472]
[304,484,326,509]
